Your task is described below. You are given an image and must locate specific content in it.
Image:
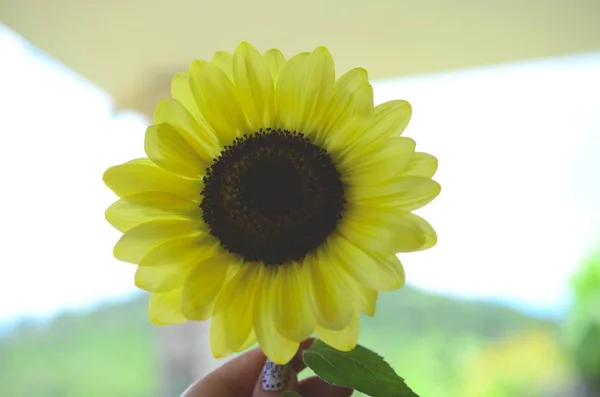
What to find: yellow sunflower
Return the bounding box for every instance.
[103,42,440,364]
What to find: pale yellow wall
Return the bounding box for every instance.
[2,0,599,115]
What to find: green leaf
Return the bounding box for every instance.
[281,392,302,397]
[303,340,419,397]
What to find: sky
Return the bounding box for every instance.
[0,25,599,322]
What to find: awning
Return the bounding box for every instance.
[3,0,599,116]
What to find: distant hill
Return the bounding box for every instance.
[0,296,157,397]
[0,287,558,397]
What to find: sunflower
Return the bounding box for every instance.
[103,42,440,364]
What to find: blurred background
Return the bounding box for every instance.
[1,1,599,396]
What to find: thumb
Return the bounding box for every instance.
[252,358,299,396]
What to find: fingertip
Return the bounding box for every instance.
[290,338,315,373]
[299,337,316,350]
[182,347,266,397]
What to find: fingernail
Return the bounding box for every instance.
[261,359,290,392]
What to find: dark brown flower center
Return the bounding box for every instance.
[200,128,345,265]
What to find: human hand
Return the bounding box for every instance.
[182,339,353,397]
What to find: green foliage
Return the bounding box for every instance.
[564,249,600,380]
[281,392,302,397]
[304,340,418,397]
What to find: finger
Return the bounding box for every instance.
[297,376,353,397]
[290,337,314,373]
[182,347,265,397]
[182,338,315,397]
[252,338,315,396]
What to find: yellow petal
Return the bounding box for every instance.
[144,123,208,178]
[355,287,377,317]
[371,252,406,289]
[135,237,216,293]
[320,236,378,315]
[253,266,299,364]
[263,48,286,83]
[365,100,412,140]
[274,52,308,129]
[276,47,334,135]
[321,68,373,148]
[181,253,234,321]
[149,289,187,325]
[333,68,374,119]
[315,312,359,352]
[209,318,229,359]
[338,267,378,316]
[211,51,234,80]
[304,249,354,330]
[139,236,215,267]
[273,263,315,341]
[113,220,203,264]
[337,210,398,255]
[390,213,437,253]
[233,42,275,130]
[335,100,411,159]
[347,177,441,212]
[105,192,199,233]
[340,216,421,254]
[210,265,258,358]
[330,234,405,291]
[103,160,201,200]
[153,98,221,159]
[341,137,416,186]
[339,208,436,254]
[189,60,247,144]
[135,264,189,292]
[401,152,438,178]
[170,72,203,122]
[240,331,257,351]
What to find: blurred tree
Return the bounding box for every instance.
[461,329,568,397]
[564,248,600,396]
